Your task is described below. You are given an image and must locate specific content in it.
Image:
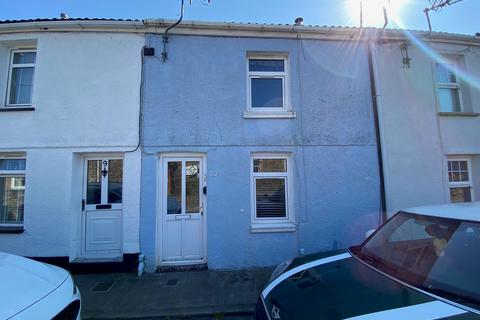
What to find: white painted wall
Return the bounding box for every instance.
[0,31,144,259]
[0,32,143,148]
[374,39,480,215]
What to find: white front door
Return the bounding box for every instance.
[82,157,123,256]
[161,157,205,264]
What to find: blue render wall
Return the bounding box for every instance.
[140,34,381,270]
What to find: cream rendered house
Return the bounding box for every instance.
[372,30,480,215]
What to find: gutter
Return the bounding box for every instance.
[0,18,478,46]
[0,19,145,34]
[143,19,480,45]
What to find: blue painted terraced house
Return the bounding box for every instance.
[139,20,382,271]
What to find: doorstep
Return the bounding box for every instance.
[72,257,123,264]
[69,254,138,274]
[156,263,208,273]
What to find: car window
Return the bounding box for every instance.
[353,212,480,311]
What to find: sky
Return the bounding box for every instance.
[0,0,478,35]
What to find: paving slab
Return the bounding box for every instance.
[75,268,272,319]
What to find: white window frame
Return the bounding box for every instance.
[250,153,295,233]
[6,49,36,107]
[245,53,294,119]
[434,61,463,113]
[447,157,473,203]
[0,155,26,227]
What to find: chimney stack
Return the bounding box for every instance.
[294,17,304,26]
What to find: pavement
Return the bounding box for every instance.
[75,267,273,319]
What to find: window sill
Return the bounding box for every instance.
[251,222,296,233]
[0,107,35,112]
[438,112,480,117]
[243,111,296,119]
[0,226,24,233]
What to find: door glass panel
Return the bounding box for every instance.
[87,160,102,204]
[186,161,200,213]
[167,162,182,214]
[108,160,123,204]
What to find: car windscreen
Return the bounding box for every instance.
[351,211,480,311]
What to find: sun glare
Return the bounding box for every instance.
[346,0,408,27]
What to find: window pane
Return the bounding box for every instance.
[251,78,283,108]
[255,178,286,218]
[249,59,284,72]
[167,162,182,215]
[438,88,461,112]
[450,187,472,203]
[451,172,461,182]
[448,160,469,182]
[86,160,102,205]
[186,161,200,213]
[108,160,123,204]
[9,67,34,105]
[451,161,459,171]
[253,159,287,173]
[460,172,469,182]
[436,63,457,83]
[13,52,36,64]
[0,159,26,171]
[0,176,25,224]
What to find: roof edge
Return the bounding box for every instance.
[0,18,478,46]
[0,19,145,34]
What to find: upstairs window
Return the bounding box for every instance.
[447,159,472,203]
[7,50,36,106]
[0,157,26,226]
[247,55,288,112]
[435,62,461,112]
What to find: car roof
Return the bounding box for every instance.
[403,202,480,222]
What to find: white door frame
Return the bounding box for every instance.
[80,154,124,259]
[156,153,207,266]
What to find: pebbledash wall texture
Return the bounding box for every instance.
[140,33,382,270]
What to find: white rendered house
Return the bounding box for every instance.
[0,19,145,269]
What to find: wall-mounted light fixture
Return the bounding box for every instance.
[400,42,412,69]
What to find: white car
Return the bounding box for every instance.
[0,252,81,319]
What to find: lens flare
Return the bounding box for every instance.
[346,0,408,26]
[391,17,480,90]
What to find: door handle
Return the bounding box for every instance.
[200,206,204,216]
[81,199,85,211]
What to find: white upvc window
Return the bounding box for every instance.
[435,62,462,113]
[447,158,473,203]
[245,53,293,118]
[6,49,36,106]
[0,156,26,227]
[250,154,295,232]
